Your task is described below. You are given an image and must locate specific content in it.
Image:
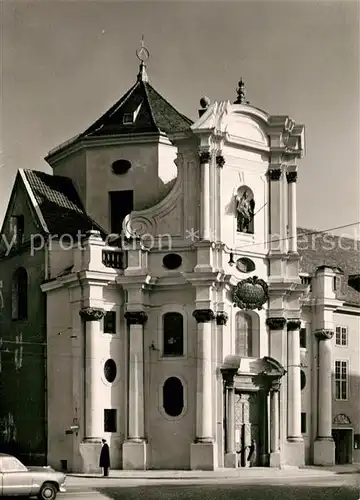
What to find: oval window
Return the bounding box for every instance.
[300,370,306,390]
[163,377,184,417]
[236,258,256,273]
[162,253,182,270]
[104,359,117,383]
[112,159,131,175]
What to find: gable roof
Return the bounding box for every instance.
[297,227,360,306]
[22,169,106,238]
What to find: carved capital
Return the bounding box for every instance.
[216,155,225,167]
[124,311,148,326]
[268,169,282,181]
[286,171,297,183]
[79,307,105,322]
[193,309,215,323]
[216,311,228,326]
[266,317,286,330]
[315,329,334,340]
[270,379,281,392]
[199,151,211,164]
[287,319,301,331]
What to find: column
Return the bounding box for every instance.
[313,329,335,465]
[199,151,212,240]
[286,320,302,441]
[216,153,225,242]
[286,170,297,253]
[269,381,280,467]
[221,366,237,468]
[190,308,217,470]
[78,307,105,473]
[122,311,148,470]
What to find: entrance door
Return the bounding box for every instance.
[332,429,352,464]
[234,392,260,467]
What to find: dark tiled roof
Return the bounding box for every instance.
[23,170,106,238]
[79,80,193,138]
[297,227,360,306]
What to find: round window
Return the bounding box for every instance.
[300,370,306,390]
[112,159,131,175]
[162,253,182,270]
[104,359,117,383]
[163,377,184,417]
[236,258,256,273]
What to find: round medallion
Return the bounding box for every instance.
[232,276,268,311]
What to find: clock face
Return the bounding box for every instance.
[236,258,255,273]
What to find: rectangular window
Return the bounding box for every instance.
[104,311,116,334]
[301,412,306,434]
[104,409,117,433]
[300,328,307,349]
[354,434,360,450]
[335,326,348,346]
[335,360,348,400]
[9,215,24,247]
[109,190,134,235]
[122,113,133,124]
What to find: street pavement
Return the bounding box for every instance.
[61,473,360,500]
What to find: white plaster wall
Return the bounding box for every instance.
[85,143,165,231]
[145,290,197,469]
[48,240,74,279]
[158,142,177,185]
[46,287,73,470]
[221,147,268,255]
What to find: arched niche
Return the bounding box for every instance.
[235,185,255,234]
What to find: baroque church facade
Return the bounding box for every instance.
[0,53,359,472]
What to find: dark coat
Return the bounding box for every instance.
[99,443,110,468]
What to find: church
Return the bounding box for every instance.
[0,46,359,472]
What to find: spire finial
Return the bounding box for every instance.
[234,78,248,104]
[136,35,150,82]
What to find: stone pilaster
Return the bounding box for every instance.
[313,329,335,465]
[122,310,148,470]
[269,380,281,467]
[286,170,298,253]
[78,307,105,474]
[190,308,217,470]
[199,150,212,240]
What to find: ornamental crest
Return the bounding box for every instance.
[232,276,268,310]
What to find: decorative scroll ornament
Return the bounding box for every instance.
[79,307,105,322]
[232,276,268,310]
[333,413,351,425]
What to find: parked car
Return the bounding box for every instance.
[0,453,66,499]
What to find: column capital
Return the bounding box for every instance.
[79,307,105,322]
[266,317,286,330]
[199,151,212,164]
[193,308,215,323]
[124,310,148,326]
[270,379,281,392]
[268,168,282,181]
[216,311,228,325]
[287,319,301,331]
[216,155,225,168]
[286,171,298,183]
[315,329,334,340]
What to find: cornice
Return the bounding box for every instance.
[182,271,225,288]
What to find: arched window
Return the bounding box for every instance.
[163,312,184,356]
[235,311,252,357]
[163,377,184,417]
[12,268,28,320]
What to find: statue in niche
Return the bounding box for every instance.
[236,188,255,234]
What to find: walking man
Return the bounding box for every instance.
[99,439,110,477]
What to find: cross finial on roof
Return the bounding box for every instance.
[136,35,150,82]
[234,78,248,104]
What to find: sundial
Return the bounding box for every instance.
[136,35,150,62]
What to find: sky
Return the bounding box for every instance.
[1,0,359,238]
